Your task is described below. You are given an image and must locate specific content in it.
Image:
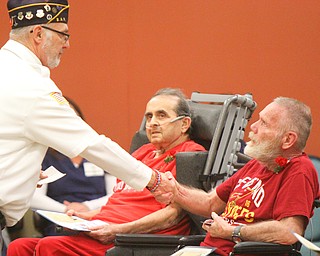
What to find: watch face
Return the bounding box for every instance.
[232,225,244,244]
[232,235,242,244]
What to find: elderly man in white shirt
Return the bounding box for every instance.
[0,1,165,250]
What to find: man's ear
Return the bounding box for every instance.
[181,116,191,133]
[31,25,43,44]
[282,131,298,150]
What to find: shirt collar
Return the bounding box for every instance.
[2,39,50,77]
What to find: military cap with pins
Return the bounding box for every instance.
[7,0,69,29]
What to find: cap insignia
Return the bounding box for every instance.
[36,9,45,18]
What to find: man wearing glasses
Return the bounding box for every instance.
[7,88,206,256]
[0,0,168,251]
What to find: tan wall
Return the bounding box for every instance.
[1,1,319,155]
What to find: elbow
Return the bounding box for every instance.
[164,208,186,227]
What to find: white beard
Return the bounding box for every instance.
[244,131,283,169]
[42,36,61,69]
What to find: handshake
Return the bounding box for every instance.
[149,171,177,204]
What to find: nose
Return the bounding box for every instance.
[64,39,70,48]
[250,120,259,133]
[146,116,160,129]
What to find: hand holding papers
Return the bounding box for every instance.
[37,166,66,186]
[36,210,107,232]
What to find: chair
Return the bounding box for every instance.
[232,210,320,256]
[299,155,320,256]
[106,92,257,256]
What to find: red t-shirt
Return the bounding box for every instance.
[201,153,319,256]
[92,140,205,235]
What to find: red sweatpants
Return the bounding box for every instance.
[7,234,113,256]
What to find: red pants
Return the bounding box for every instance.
[7,234,113,256]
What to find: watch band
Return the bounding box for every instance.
[232,225,244,243]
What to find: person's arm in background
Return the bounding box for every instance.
[31,183,66,212]
[79,136,159,191]
[81,173,117,211]
[34,160,117,213]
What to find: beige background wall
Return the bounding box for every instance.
[1,1,319,155]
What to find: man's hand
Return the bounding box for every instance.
[63,200,90,212]
[202,212,233,240]
[37,170,48,188]
[66,209,99,220]
[86,224,118,244]
[152,171,177,204]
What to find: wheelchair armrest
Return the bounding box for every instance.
[178,235,206,246]
[107,234,184,256]
[232,241,296,254]
[314,199,320,208]
[114,233,184,246]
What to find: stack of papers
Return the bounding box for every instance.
[170,246,215,256]
[36,210,107,231]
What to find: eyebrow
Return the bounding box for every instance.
[145,109,169,117]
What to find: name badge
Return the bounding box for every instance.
[83,162,104,177]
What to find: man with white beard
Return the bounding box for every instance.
[0,1,168,252]
[156,97,319,256]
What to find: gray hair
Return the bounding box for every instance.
[273,97,312,151]
[9,24,52,42]
[152,88,191,117]
[152,88,192,135]
[9,25,33,41]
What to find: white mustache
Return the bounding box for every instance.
[248,131,256,142]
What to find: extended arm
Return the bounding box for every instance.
[157,172,226,217]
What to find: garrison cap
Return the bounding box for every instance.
[7,0,69,29]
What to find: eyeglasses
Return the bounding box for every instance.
[41,25,70,43]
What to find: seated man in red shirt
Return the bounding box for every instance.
[7,88,205,256]
[158,97,319,256]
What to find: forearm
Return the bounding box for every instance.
[240,217,305,245]
[117,204,185,234]
[80,135,153,190]
[174,184,223,217]
[31,193,66,212]
[31,184,65,212]
[204,212,307,248]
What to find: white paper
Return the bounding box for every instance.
[293,232,320,252]
[170,246,215,256]
[37,166,66,186]
[36,210,107,231]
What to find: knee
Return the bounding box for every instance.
[7,238,20,255]
[7,237,40,256]
[35,236,65,254]
[35,236,54,250]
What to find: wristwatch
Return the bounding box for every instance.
[232,225,244,244]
